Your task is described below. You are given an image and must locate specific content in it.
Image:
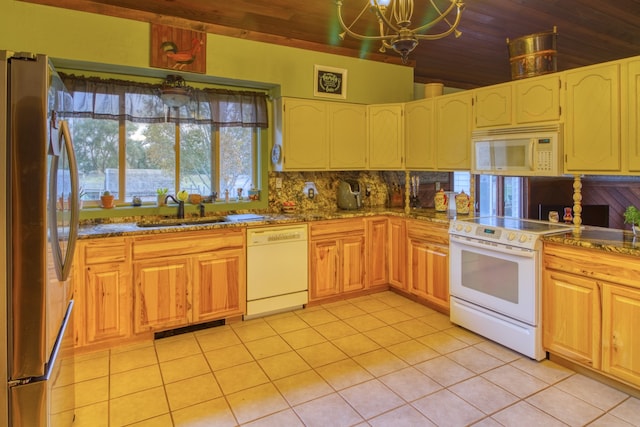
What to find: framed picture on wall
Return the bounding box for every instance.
[314,65,347,99]
[150,24,206,74]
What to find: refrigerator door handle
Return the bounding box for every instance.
[47,119,79,282]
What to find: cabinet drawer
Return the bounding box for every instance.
[310,218,366,239]
[544,243,640,290]
[406,221,449,245]
[133,229,245,260]
[83,238,128,264]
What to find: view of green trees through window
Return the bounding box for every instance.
[70,117,256,205]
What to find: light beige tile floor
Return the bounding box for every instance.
[71,291,640,427]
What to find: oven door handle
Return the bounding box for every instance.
[450,235,535,258]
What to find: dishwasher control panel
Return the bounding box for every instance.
[247,225,308,245]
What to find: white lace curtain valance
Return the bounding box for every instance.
[60,74,269,128]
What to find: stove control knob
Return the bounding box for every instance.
[519,234,529,243]
[464,225,472,233]
[455,224,463,232]
[507,232,516,241]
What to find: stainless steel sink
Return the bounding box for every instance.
[136,217,227,227]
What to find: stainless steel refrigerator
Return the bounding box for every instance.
[1,51,79,426]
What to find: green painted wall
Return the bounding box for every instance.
[1,0,415,104]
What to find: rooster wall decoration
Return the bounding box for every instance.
[150,24,206,74]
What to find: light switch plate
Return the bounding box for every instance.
[275,177,283,189]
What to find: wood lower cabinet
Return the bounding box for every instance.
[601,283,640,386]
[134,256,191,333]
[406,220,449,313]
[388,217,407,290]
[366,217,388,288]
[542,268,601,368]
[133,229,246,333]
[74,237,131,348]
[193,249,245,322]
[309,219,366,302]
[543,243,640,388]
[74,228,246,349]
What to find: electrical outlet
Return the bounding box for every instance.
[275,177,283,189]
[435,181,441,191]
[303,182,318,199]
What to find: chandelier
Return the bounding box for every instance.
[160,75,191,108]
[336,0,465,64]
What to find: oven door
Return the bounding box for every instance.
[449,234,539,325]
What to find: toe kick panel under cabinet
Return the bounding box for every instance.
[543,243,640,389]
[132,229,246,333]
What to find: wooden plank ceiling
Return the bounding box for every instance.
[22,0,640,89]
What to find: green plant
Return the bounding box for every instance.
[623,205,640,226]
[102,190,111,197]
[156,188,168,196]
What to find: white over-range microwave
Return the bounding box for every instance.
[471,124,563,176]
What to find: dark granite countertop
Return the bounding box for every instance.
[77,208,454,239]
[543,226,640,257]
[78,210,640,258]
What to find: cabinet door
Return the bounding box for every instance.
[407,237,449,312]
[388,218,407,290]
[514,74,561,124]
[193,249,246,322]
[474,84,512,128]
[282,98,328,170]
[329,102,367,169]
[435,92,472,170]
[601,283,640,387]
[405,99,436,170]
[542,269,601,368]
[309,239,340,301]
[82,262,131,344]
[366,218,388,288]
[565,63,621,172]
[368,104,404,169]
[342,235,366,293]
[134,257,191,333]
[627,58,640,172]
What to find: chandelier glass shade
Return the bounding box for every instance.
[336,0,465,64]
[160,75,191,108]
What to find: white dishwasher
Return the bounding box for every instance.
[246,224,308,319]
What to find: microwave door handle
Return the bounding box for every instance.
[528,139,535,169]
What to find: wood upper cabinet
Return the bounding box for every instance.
[406,220,449,312]
[75,237,131,347]
[388,217,407,290]
[309,219,366,302]
[366,217,388,288]
[542,268,601,368]
[273,97,328,171]
[564,62,621,173]
[435,92,472,170]
[405,98,436,170]
[474,83,512,128]
[626,58,640,172]
[514,74,561,124]
[368,103,404,169]
[328,102,367,169]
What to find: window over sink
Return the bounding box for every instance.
[61,74,267,208]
